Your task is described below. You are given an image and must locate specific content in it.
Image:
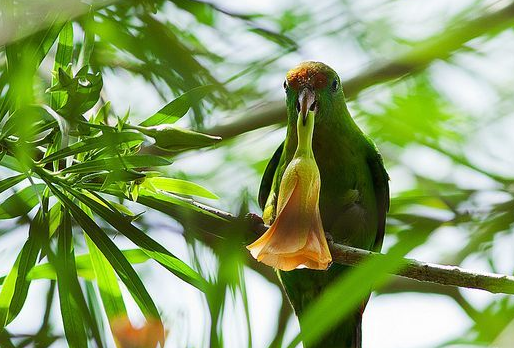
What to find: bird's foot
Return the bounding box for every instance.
[324,230,334,244]
[324,231,336,270]
[245,213,269,236]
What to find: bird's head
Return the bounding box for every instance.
[284,61,342,126]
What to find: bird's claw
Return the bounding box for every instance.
[325,231,334,244]
[245,213,268,236]
[324,231,335,270]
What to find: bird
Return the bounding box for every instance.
[247,61,389,347]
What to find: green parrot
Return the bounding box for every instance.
[255,62,389,347]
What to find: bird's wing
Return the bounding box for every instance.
[258,142,284,210]
[367,147,390,252]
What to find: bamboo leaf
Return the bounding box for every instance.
[41,131,144,164]
[60,155,171,174]
[51,67,103,116]
[0,155,24,173]
[31,22,65,67]
[146,177,218,199]
[51,21,74,110]
[51,208,89,348]
[0,174,25,194]
[0,184,45,219]
[139,85,215,126]
[0,210,43,328]
[1,105,56,141]
[66,185,208,291]
[2,249,149,283]
[134,124,221,152]
[84,227,128,321]
[44,180,164,340]
[138,188,222,219]
[85,280,109,347]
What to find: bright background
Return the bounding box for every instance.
[1,0,514,347]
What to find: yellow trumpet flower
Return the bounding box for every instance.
[247,110,332,271]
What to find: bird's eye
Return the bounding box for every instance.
[331,79,339,91]
[283,80,288,90]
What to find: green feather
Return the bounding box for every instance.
[259,61,389,348]
[258,141,284,210]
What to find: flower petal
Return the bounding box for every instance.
[247,152,332,271]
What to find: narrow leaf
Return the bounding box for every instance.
[0,155,24,173]
[84,280,107,348]
[0,184,45,219]
[0,174,25,195]
[52,208,88,348]
[0,211,43,327]
[139,85,215,126]
[67,186,208,291]
[20,249,150,282]
[61,155,171,174]
[51,22,74,110]
[44,180,164,339]
[85,229,128,321]
[147,177,218,199]
[135,124,221,152]
[139,188,222,219]
[41,131,144,164]
[52,207,104,347]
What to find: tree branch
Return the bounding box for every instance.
[171,195,514,296]
[329,243,514,295]
[207,1,514,139]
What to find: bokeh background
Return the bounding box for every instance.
[1,0,514,347]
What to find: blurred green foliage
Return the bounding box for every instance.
[0,0,514,348]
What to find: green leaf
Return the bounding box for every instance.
[65,185,208,291]
[171,0,215,25]
[51,208,89,348]
[101,169,147,187]
[137,188,223,219]
[51,22,74,110]
[84,219,127,321]
[49,67,103,117]
[84,280,107,347]
[139,85,216,126]
[48,202,62,237]
[6,22,63,72]
[92,101,111,125]
[30,23,65,68]
[147,177,218,199]
[40,131,144,164]
[1,23,63,118]
[1,105,56,141]
[134,124,221,152]
[78,15,95,68]
[0,210,43,328]
[0,155,24,173]
[60,155,172,174]
[0,174,25,195]
[21,249,150,282]
[44,180,164,337]
[0,184,45,219]
[0,330,15,348]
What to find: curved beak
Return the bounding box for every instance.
[298,88,316,125]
